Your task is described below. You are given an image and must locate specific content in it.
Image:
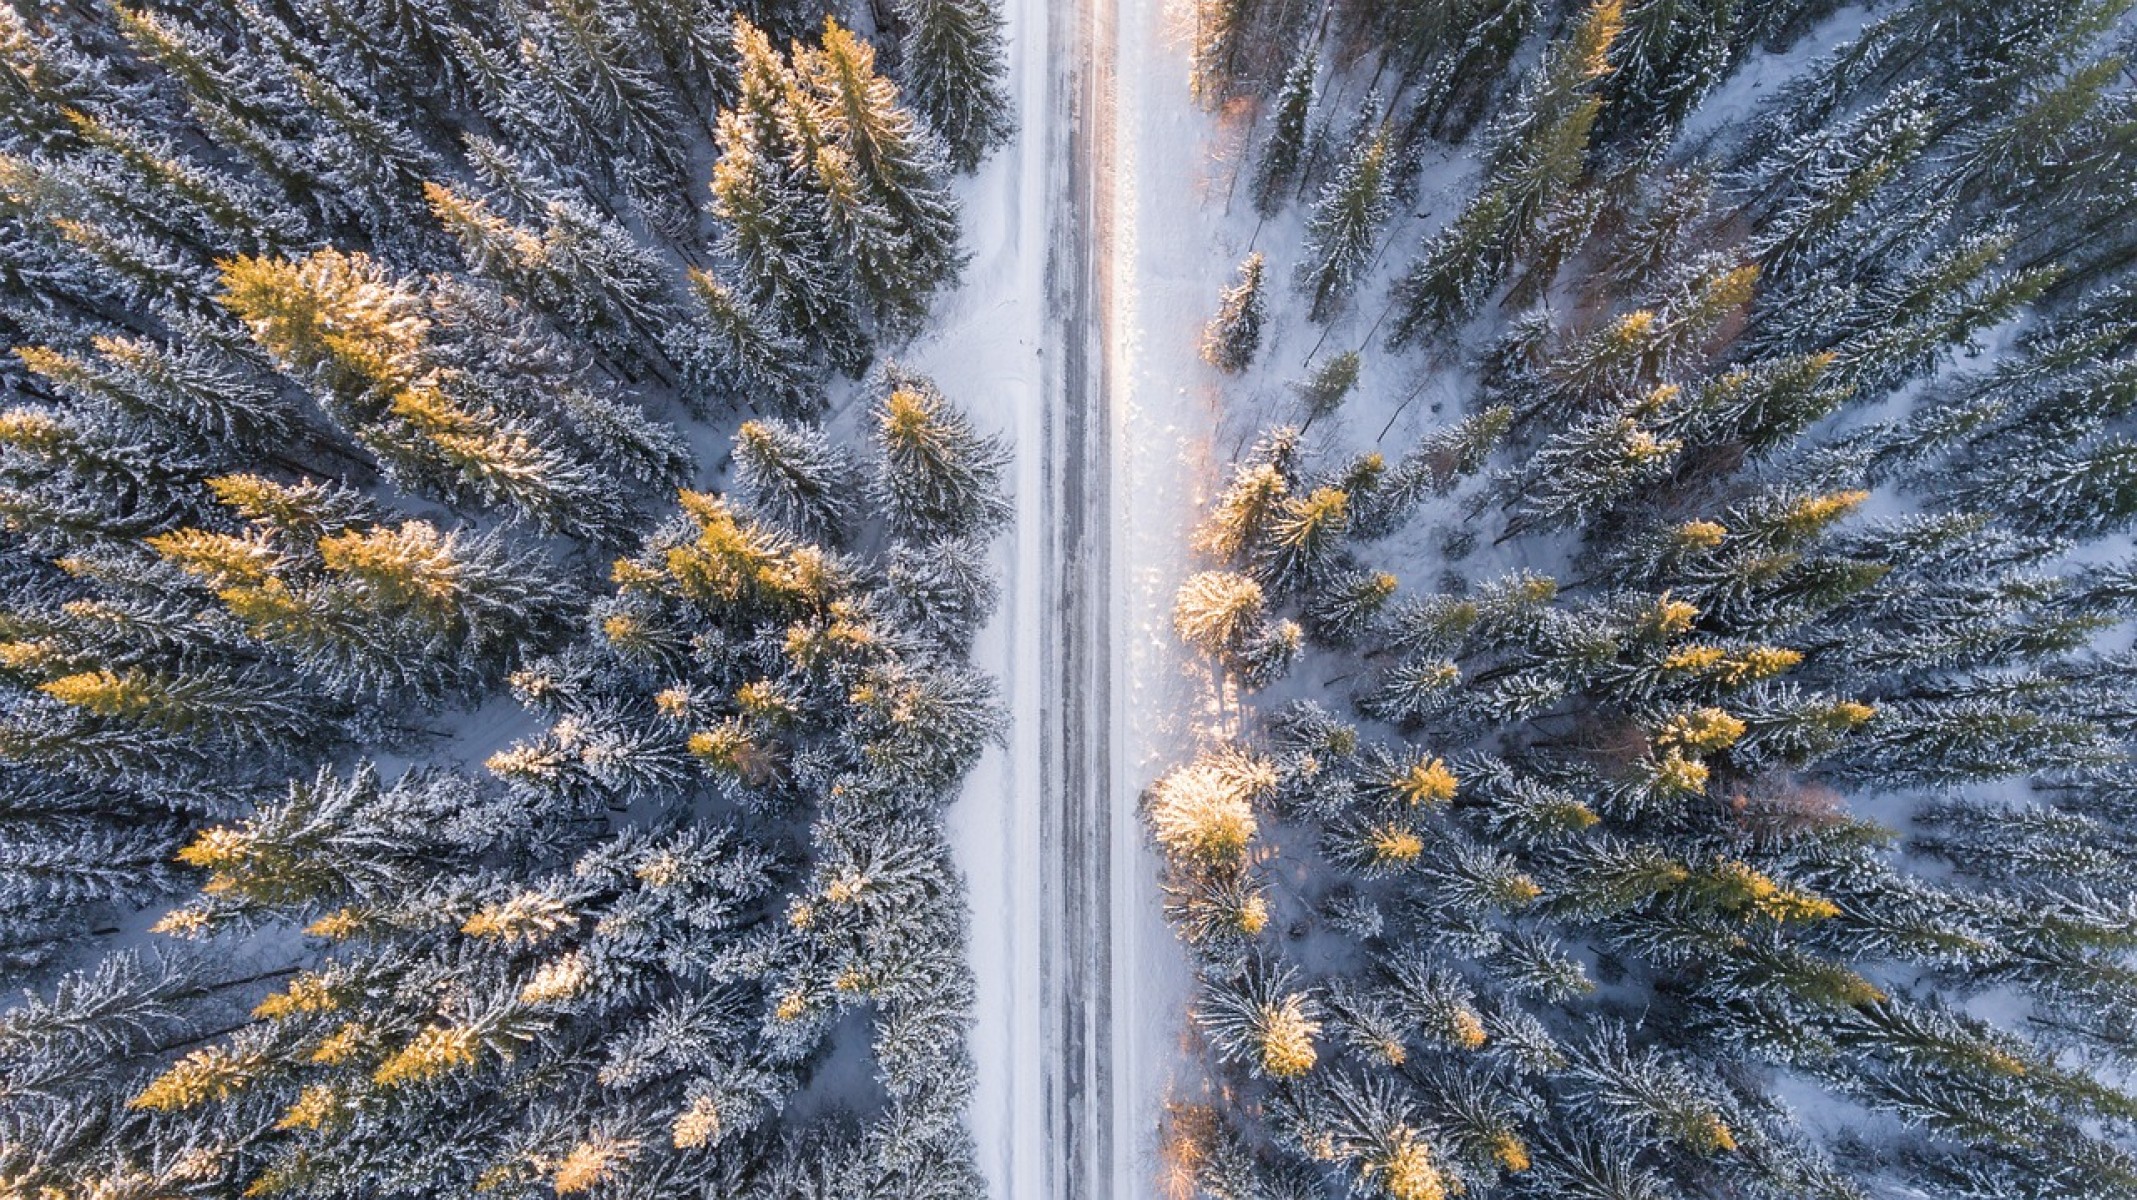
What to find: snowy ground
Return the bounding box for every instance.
[1104,0,1233,1193]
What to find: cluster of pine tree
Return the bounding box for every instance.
[1166,2,2137,1198]
[0,0,1011,1195]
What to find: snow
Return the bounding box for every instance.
[1104,0,1223,1191]
[917,0,1499,1188]
[926,3,2137,1192]
[899,0,1050,1190]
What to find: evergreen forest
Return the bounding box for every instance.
[7,0,2137,1197]
[0,0,1014,1196]
[1163,1,2137,1199]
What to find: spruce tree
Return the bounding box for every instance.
[870,367,1010,541]
[732,418,860,545]
[893,0,1013,172]
[711,19,863,373]
[1299,127,1392,323]
[1202,252,1267,374]
[681,266,822,415]
[1251,41,1317,218]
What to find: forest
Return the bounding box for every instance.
[7,0,2137,1196]
[0,0,1014,1196]
[1159,1,2137,1199]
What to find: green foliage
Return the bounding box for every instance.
[1164,3,2137,1197]
[0,3,1010,1195]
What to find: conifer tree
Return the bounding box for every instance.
[1304,569,1398,647]
[1501,385,1684,538]
[1386,191,1513,348]
[871,367,1010,541]
[1298,351,1362,426]
[800,18,966,331]
[1389,2,1622,346]
[1175,570,1268,660]
[1604,0,1740,141]
[681,266,822,415]
[1251,40,1317,218]
[217,249,642,538]
[0,4,1011,1191]
[711,20,864,373]
[1198,959,1321,1080]
[1190,0,1260,103]
[1299,127,1392,323]
[1196,434,1296,565]
[732,418,860,545]
[1202,252,1267,374]
[1240,615,1300,683]
[892,0,1013,172]
[886,535,999,654]
[424,180,676,362]
[1151,3,2137,1196]
[1254,485,1351,596]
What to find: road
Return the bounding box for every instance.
[1040,0,1118,1194]
[934,0,1202,1192]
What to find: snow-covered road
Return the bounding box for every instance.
[920,0,1215,1192]
[1040,0,1118,1191]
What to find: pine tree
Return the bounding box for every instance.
[1677,351,1850,454]
[60,108,309,256]
[1202,252,1267,373]
[1562,1027,1738,1154]
[284,65,445,251]
[424,181,677,362]
[608,0,734,116]
[109,7,321,206]
[217,249,640,538]
[1390,2,1621,346]
[1251,41,1317,218]
[17,332,304,458]
[1386,191,1512,348]
[892,0,1013,172]
[1956,438,2137,541]
[0,9,124,151]
[1298,1068,1452,1200]
[1299,127,1392,323]
[871,367,1010,541]
[1482,0,1620,242]
[1742,82,1936,279]
[1304,569,1398,647]
[152,478,574,703]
